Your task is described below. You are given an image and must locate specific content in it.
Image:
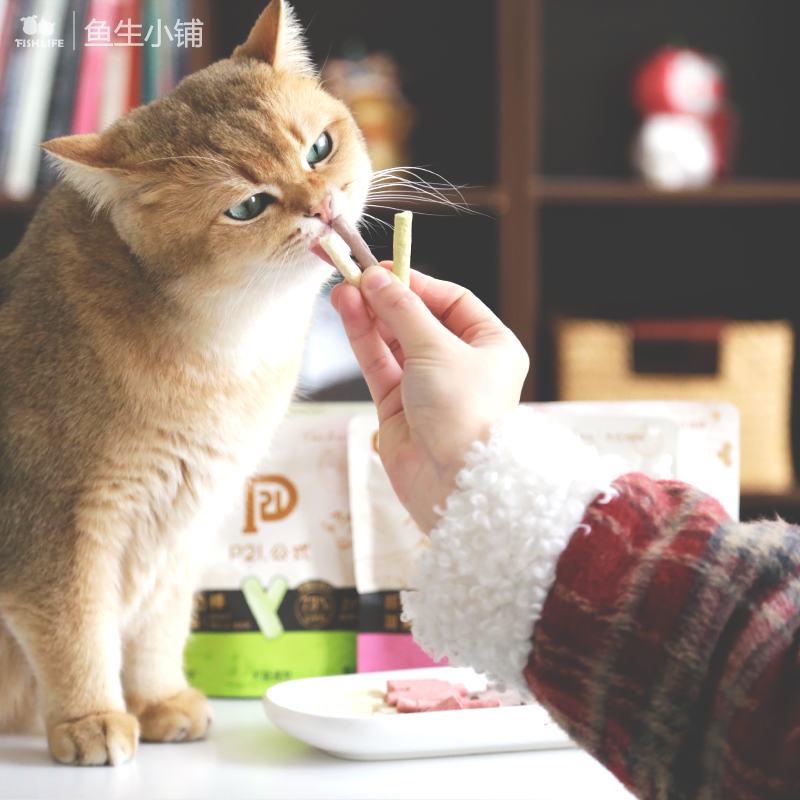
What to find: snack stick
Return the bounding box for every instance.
[241,575,288,640]
[392,211,412,287]
[331,216,379,269]
[320,233,362,287]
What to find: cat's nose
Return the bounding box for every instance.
[306,195,333,225]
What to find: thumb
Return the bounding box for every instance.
[360,265,453,356]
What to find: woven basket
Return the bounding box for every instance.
[556,319,795,493]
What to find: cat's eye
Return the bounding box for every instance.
[224,193,275,221]
[307,132,332,167]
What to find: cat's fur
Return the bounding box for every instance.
[0,0,370,764]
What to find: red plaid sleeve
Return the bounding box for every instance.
[526,472,800,800]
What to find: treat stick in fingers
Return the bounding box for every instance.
[331,216,379,269]
[392,211,412,287]
[320,233,363,287]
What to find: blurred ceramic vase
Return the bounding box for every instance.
[632,114,716,190]
[322,49,414,172]
[633,48,724,116]
[631,47,734,190]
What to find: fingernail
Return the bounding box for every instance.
[363,266,391,292]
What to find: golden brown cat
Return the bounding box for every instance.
[0,0,370,765]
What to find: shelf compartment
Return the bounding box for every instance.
[741,486,800,524]
[0,197,41,214]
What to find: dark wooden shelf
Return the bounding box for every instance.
[742,487,800,504]
[533,178,800,205]
[740,486,800,523]
[0,196,41,213]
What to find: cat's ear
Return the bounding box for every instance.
[40,134,128,210]
[232,0,315,77]
[41,133,110,170]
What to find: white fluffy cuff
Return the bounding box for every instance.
[402,407,627,691]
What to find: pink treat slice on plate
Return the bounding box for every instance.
[387,679,471,712]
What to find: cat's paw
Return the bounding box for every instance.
[136,688,213,743]
[48,711,139,766]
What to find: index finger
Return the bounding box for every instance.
[379,261,506,343]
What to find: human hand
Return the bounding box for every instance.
[330,264,529,532]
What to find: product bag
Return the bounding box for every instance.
[348,402,739,672]
[185,402,371,697]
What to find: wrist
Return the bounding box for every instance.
[424,419,494,532]
[402,407,629,689]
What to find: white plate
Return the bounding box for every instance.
[264,666,576,761]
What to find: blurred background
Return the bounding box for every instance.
[2,0,800,521]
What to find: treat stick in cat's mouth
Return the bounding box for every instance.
[319,212,415,289]
[320,232,363,287]
[331,216,380,271]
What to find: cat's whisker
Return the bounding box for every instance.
[376,178,461,206]
[368,179,463,193]
[368,173,454,192]
[366,173,475,215]
[370,166,469,198]
[364,167,473,211]
[369,177,477,206]
[367,190,468,212]
[368,173,460,192]
[368,185,460,197]
[368,190,464,202]
[356,217,378,237]
[373,165,467,186]
[318,41,333,76]
[365,203,476,218]
[362,220,393,236]
[358,213,393,235]
[366,191,477,216]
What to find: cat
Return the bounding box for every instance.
[0,0,370,765]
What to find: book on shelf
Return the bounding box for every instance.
[140,0,158,102]
[0,0,199,200]
[170,0,185,93]
[4,0,69,198]
[37,0,89,189]
[125,0,140,112]
[157,0,172,95]
[71,0,115,134]
[0,0,15,90]
[0,0,35,183]
[97,0,128,131]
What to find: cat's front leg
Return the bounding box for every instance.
[0,578,139,765]
[122,570,212,743]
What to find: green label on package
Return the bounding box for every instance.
[185,631,356,697]
[185,405,369,697]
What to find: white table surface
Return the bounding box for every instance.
[0,700,636,800]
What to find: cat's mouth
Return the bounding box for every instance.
[310,236,336,269]
[310,218,378,277]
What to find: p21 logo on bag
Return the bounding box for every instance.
[242,474,298,532]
